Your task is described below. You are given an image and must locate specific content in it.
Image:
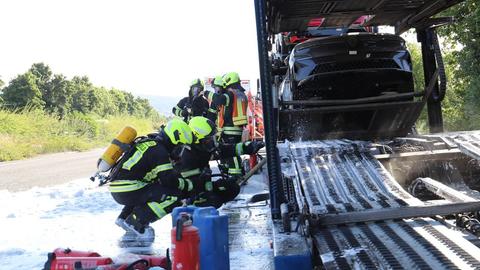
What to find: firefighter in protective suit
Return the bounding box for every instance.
[204,73,249,179]
[172,78,209,122]
[173,116,265,208]
[109,118,209,245]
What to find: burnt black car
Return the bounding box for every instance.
[281,33,413,101]
[278,33,423,140]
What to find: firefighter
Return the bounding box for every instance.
[110,118,210,244]
[204,72,249,179]
[173,116,264,208]
[172,78,210,122]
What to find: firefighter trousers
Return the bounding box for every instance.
[220,133,243,177]
[111,181,184,226]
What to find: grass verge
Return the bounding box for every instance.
[0,109,165,161]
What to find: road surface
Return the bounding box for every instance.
[0,148,104,192]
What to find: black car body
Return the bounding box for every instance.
[283,33,413,100]
[278,33,423,140]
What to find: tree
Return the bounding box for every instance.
[438,0,480,130]
[109,89,129,113]
[70,76,93,113]
[406,42,425,92]
[89,87,117,116]
[1,72,45,109]
[1,63,160,121]
[45,74,72,117]
[29,63,53,98]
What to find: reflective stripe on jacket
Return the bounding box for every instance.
[122,141,157,170]
[230,89,248,126]
[222,126,243,136]
[109,180,148,193]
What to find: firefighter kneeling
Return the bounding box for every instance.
[173,116,264,208]
[105,118,210,247]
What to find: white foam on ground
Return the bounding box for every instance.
[0,178,172,269]
[0,174,271,269]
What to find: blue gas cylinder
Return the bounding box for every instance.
[171,206,229,270]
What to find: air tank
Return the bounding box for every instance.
[97,126,137,172]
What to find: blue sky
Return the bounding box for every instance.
[0,0,260,97]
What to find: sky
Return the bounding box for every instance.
[0,0,260,97]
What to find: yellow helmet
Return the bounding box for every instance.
[189,78,205,98]
[212,75,225,88]
[163,118,193,145]
[190,78,205,88]
[189,116,216,144]
[223,72,240,87]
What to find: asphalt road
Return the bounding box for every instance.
[0,148,104,192]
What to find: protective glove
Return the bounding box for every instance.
[213,177,240,203]
[242,141,265,155]
[192,169,213,193]
[206,110,217,122]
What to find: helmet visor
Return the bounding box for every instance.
[191,86,202,97]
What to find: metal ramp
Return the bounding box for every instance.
[421,131,480,160]
[279,140,480,269]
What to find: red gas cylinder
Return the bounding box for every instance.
[171,213,200,270]
[43,248,113,270]
[53,247,101,257]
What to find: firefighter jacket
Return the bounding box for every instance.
[108,139,194,194]
[206,87,248,136]
[172,96,210,122]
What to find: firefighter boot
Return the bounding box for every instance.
[115,205,135,231]
[122,214,155,245]
[115,217,130,232]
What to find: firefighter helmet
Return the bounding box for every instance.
[212,75,225,88]
[223,72,240,87]
[190,78,205,89]
[189,78,205,98]
[189,116,216,144]
[163,118,193,145]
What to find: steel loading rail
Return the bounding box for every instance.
[253,0,466,225]
[252,0,480,269]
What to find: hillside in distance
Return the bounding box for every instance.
[143,95,182,116]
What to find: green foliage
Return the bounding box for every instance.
[408,1,480,133]
[45,74,72,117]
[0,108,166,161]
[70,76,94,114]
[436,0,480,131]
[406,41,425,92]
[0,63,160,120]
[0,62,164,161]
[67,112,100,138]
[29,63,52,92]
[1,72,45,109]
[411,44,470,133]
